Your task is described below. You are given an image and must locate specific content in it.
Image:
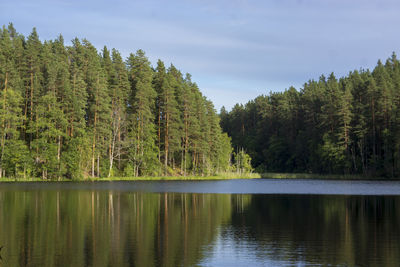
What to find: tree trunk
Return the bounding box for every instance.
[0,72,8,177]
[57,135,61,178]
[108,122,117,177]
[92,99,98,178]
[97,154,100,177]
[30,71,34,121]
[108,142,113,178]
[164,112,169,173]
[117,114,121,169]
[184,109,188,176]
[57,135,61,161]
[372,98,376,169]
[92,140,95,177]
[158,109,161,162]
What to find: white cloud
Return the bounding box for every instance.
[2,0,400,108]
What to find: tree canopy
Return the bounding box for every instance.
[0,24,233,179]
[221,53,400,177]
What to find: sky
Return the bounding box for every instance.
[1,0,400,110]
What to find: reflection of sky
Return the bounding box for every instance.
[2,0,400,110]
[199,226,308,267]
[1,179,400,194]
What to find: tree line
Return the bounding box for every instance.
[221,53,400,177]
[0,24,232,179]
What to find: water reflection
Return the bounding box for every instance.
[219,195,400,267]
[0,190,398,266]
[0,191,240,267]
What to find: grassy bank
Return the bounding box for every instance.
[0,172,261,182]
[259,172,398,180]
[0,172,397,182]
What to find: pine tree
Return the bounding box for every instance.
[108,49,129,176]
[83,40,111,177]
[336,79,353,172]
[193,93,209,174]
[374,60,395,175]
[153,62,183,173]
[0,24,234,179]
[28,41,67,179]
[181,75,197,175]
[348,71,368,173]
[126,50,158,176]
[387,53,400,175]
[24,28,42,131]
[50,36,71,176]
[62,38,90,179]
[163,66,182,172]
[153,60,167,166]
[0,27,27,177]
[205,99,223,174]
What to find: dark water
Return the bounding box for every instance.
[0,180,399,266]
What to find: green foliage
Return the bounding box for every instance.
[234,149,253,174]
[126,50,159,176]
[123,164,134,177]
[0,25,234,179]
[221,53,400,177]
[63,135,91,180]
[3,139,31,178]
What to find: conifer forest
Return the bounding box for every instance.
[0,24,232,179]
[2,24,400,179]
[221,52,400,177]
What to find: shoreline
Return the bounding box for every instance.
[0,173,260,182]
[0,172,398,182]
[258,173,398,180]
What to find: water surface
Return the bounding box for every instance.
[2,178,400,195]
[0,179,399,266]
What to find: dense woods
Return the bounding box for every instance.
[0,24,232,179]
[221,53,400,177]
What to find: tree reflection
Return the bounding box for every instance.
[0,191,399,266]
[0,191,239,267]
[230,195,400,266]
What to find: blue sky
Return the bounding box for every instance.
[1,0,400,110]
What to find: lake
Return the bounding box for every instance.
[0,179,399,266]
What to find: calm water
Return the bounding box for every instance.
[0,179,399,266]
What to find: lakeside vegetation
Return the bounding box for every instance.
[0,172,260,182]
[2,171,398,182]
[3,23,400,181]
[259,172,391,180]
[0,24,257,180]
[221,53,400,178]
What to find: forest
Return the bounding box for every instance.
[0,24,234,179]
[4,24,399,180]
[221,53,400,177]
